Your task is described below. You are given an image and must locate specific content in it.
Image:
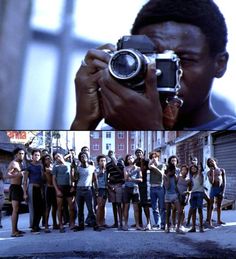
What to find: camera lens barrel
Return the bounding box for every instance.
[108,49,147,88]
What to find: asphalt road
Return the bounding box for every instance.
[0,204,236,258]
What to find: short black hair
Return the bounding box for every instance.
[135,148,143,155]
[124,154,133,166]
[53,151,62,159]
[131,0,227,56]
[81,146,89,152]
[31,149,41,156]
[167,155,179,165]
[13,147,25,155]
[206,157,217,167]
[78,151,89,162]
[189,164,198,172]
[96,154,106,164]
[41,154,52,169]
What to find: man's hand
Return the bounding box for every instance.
[24,193,28,202]
[56,190,63,198]
[71,44,116,130]
[98,62,164,129]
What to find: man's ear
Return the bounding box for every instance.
[214,51,229,78]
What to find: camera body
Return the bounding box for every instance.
[108,35,182,94]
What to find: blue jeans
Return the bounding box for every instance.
[150,186,165,226]
[76,187,96,227]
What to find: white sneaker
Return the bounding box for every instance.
[145,224,152,230]
[152,224,159,229]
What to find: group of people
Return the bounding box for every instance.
[3,145,226,237]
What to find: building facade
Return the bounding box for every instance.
[90,131,135,162]
[134,130,236,200]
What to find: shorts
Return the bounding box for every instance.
[210,186,224,199]
[58,185,74,198]
[45,186,57,208]
[9,184,24,202]
[190,192,204,209]
[98,188,108,200]
[165,193,178,203]
[108,184,123,203]
[0,196,4,209]
[123,186,139,204]
[139,185,149,206]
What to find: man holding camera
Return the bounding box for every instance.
[71,0,236,130]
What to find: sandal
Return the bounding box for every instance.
[11,233,23,237]
[17,230,25,234]
[122,225,128,231]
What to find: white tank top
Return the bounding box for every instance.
[191,174,204,193]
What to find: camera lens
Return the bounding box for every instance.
[109,49,144,80]
[111,52,138,78]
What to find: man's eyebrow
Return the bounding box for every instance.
[175,48,202,56]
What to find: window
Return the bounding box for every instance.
[117,131,124,139]
[92,144,99,151]
[106,132,111,138]
[106,143,111,150]
[130,132,135,139]
[131,144,135,150]
[118,144,124,151]
[92,131,99,139]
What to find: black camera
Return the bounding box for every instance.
[108,35,182,94]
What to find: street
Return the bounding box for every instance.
[0,204,236,258]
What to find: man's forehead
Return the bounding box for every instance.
[139,21,207,54]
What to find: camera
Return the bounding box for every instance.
[108,35,182,94]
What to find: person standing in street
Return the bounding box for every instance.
[207,158,226,226]
[148,150,166,230]
[74,151,97,231]
[106,150,124,230]
[123,154,143,231]
[52,153,75,233]
[134,148,151,230]
[164,159,184,234]
[23,149,44,234]
[7,147,25,237]
[177,165,191,227]
[94,154,108,231]
[188,165,205,233]
[42,154,58,233]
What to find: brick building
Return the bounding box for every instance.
[89,131,136,162]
